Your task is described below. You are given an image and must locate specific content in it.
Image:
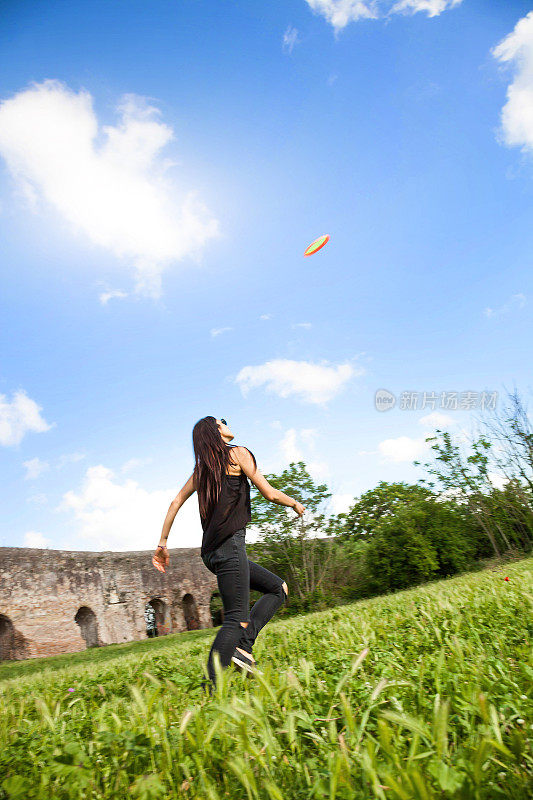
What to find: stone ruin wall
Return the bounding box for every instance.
[0,546,219,661]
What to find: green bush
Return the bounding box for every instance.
[365,498,482,594]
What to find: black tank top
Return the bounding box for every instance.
[200,446,253,557]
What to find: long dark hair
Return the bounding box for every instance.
[192,416,257,523]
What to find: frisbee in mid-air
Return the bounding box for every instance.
[304,234,330,257]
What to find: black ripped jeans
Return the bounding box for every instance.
[201,528,287,686]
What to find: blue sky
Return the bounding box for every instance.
[0,0,532,551]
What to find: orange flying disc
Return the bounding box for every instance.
[304,234,330,257]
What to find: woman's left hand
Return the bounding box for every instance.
[152,545,169,573]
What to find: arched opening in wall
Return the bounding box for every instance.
[0,615,27,661]
[182,593,200,631]
[0,614,15,660]
[74,607,99,649]
[209,592,223,627]
[145,599,170,638]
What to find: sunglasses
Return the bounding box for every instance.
[220,418,227,426]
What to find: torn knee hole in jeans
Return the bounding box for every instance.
[240,621,249,628]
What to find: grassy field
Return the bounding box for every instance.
[0,558,531,800]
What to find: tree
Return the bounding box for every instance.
[365,502,440,593]
[323,536,374,602]
[486,480,533,552]
[422,498,483,575]
[415,431,506,557]
[475,388,533,552]
[478,387,533,494]
[415,388,533,557]
[364,496,479,593]
[332,481,433,542]
[249,461,335,605]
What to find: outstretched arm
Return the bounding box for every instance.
[234,447,305,516]
[153,472,196,572]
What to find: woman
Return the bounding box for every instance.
[152,416,305,693]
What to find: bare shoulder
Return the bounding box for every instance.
[231,447,259,480]
[226,445,246,474]
[231,446,253,465]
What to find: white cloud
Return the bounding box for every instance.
[278,426,328,480]
[260,313,272,320]
[360,413,458,465]
[235,358,363,405]
[57,451,86,469]
[330,492,354,514]
[419,411,455,429]
[305,0,378,31]
[291,322,312,329]
[56,464,203,551]
[283,25,300,54]
[484,293,526,318]
[375,412,459,463]
[26,493,48,506]
[23,457,50,480]
[100,289,129,305]
[487,471,509,490]
[0,389,54,447]
[121,457,153,473]
[279,428,317,460]
[211,326,233,337]
[391,0,462,18]
[280,428,303,463]
[0,80,220,299]
[304,0,462,32]
[24,530,51,548]
[492,12,533,153]
[308,460,330,481]
[300,428,318,447]
[435,486,465,503]
[378,435,430,463]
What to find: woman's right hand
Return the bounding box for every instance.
[293,501,305,517]
[152,545,169,573]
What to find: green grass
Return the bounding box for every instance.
[0,624,213,683]
[0,558,531,799]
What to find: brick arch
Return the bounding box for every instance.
[181,593,200,630]
[0,614,15,660]
[0,614,28,661]
[145,598,171,637]
[74,606,99,649]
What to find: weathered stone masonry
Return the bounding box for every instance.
[0,546,220,661]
